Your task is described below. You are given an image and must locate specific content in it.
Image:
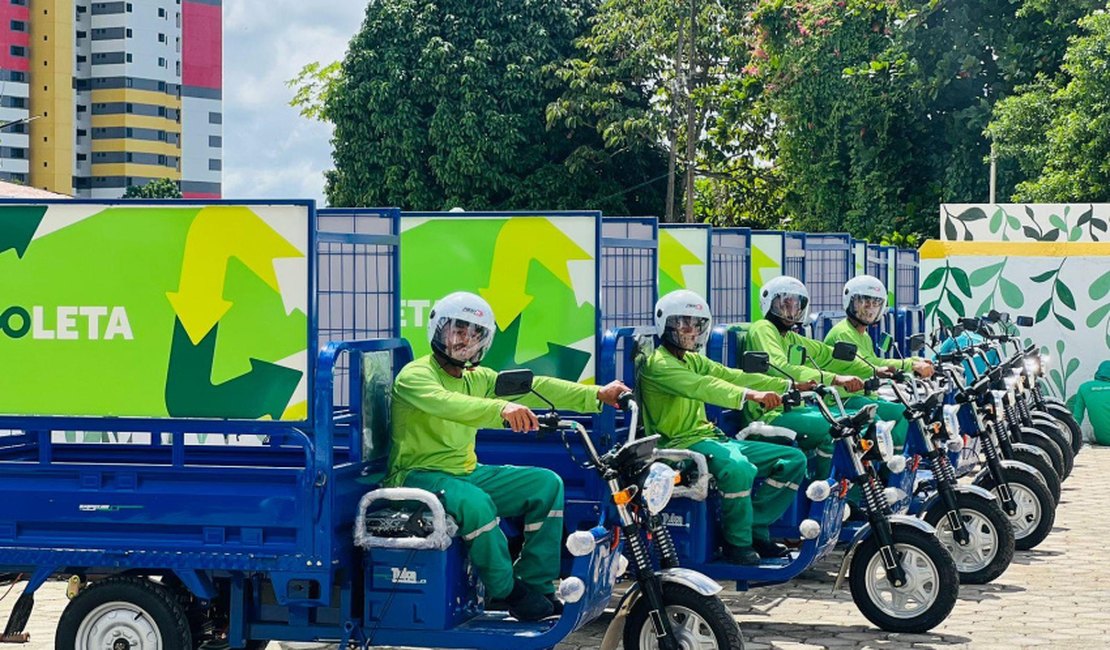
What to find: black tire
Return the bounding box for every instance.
[57,575,193,650]
[923,491,1015,585]
[975,467,1056,551]
[1031,419,1074,479]
[623,583,744,650]
[1044,404,1083,455]
[1010,448,1061,504]
[848,524,959,633]
[1016,429,1066,482]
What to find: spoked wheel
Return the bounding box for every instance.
[924,491,1015,584]
[626,583,744,650]
[849,524,958,633]
[976,467,1056,550]
[56,576,192,650]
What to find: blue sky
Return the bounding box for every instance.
[222,1,365,205]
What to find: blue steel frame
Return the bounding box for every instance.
[709,227,751,323]
[895,248,920,308]
[866,243,888,287]
[659,222,713,301]
[402,210,604,376]
[0,198,318,433]
[601,216,658,333]
[784,231,806,282]
[803,233,851,314]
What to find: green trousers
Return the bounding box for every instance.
[759,406,839,479]
[843,396,909,451]
[403,464,563,599]
[690,437,807,547]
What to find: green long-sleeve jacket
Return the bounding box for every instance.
[1072,360,1110,446]
[639,346,789,449]
[386,355,602,486]
[823,319,920,374]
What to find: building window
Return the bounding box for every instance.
[209,159,222,171]
[126,28,132,37]
[208,112,222,125]
[126,53,132,62]
[158,33,165,43]
[208,135,222,148]
[76,5,86,13]
[77,153,87,162]
[76,104,87,113]
[158,57,166,67]
[126,3,131,11]
[9,46,26,57]
[10,20,26,32]
[11,0,26,6]
[158,7,165,17]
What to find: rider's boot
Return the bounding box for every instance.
[722,543,762,565]
[752,538,791,558]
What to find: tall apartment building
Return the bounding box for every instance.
[0,0,221,198]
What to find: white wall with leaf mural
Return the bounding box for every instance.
[940,204,1109,242]
[920,242,1110,404]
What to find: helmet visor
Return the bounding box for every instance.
[850,294,886,325]
[433,318,493,365]
[770,292,809,324]
[664,315,711,351]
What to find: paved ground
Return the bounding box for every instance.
[7,447,1109,649]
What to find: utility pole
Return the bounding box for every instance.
[684,0,697,223]
[989,141,997,204]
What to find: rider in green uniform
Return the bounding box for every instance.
[639,290,808,565]
[387,292,630,621]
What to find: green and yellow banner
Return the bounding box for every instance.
[0,203,311,421]
[658,227,709,298]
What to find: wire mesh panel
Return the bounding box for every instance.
[316,208,401,406]
[866,244,889,287]
[896,248,920,307]
[710,227,750,323]
[804,234,851,313]
[784,232,806,281]
[601,217,658,333]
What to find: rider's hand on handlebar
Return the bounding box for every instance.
[746,390,783,410]
[501,403,540,433]
[794,380,818,392]
[833,375,865,393]
[596,380,632,408]
[876,366,896,379]
[913,360,935,378]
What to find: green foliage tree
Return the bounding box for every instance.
[122,177,182,199]
[989,7,1110,202]
[293,0,667,213]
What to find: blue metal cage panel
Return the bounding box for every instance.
[600,217,658,333]
[866,244,888,287]
[709,227,750,323]
[784,232,806,281]
[804,234,851,314]
[895,248,920,308]
[316,209,402,406]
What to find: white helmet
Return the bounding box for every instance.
[760,276,810,326]
[843,275,887,326]
[654,290,712,352]
[426,292,496,367]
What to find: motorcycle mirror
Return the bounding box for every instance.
[960,317,980,331]
[1015,315,1034,327]
[741,351,771,374]
[494,369,534,397]
[908,333,926,354]
[879,332,894,353]
[787,344,808,366]
[832,341,859,362]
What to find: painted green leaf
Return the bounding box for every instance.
[937,310,953,327]
[1090,271,1110,300]
[1025,206,1036,219]
[989,208,1003,233]
[1055,280,1076,310]
[1066,358,1079,378]
[1042,228,1060,242]
[1022,226,1041,240]
[1056,313,1075,331]
[1070,226,1083,241]
[1056,339,1066,356]
[1077,206,1093,226]
[1087,302,1110,328]
[1030,269,1057,283]
[950,267,972,297]
[1050,368,1064,395]
[969,262,1004,286]
[947,291,965,316]
[956,207,987,222]
[999,277,1024,308]
[1006,215,1021,230]
[921,267,946,290]
[1049,215,1067,231]
[976,296,994,315]
[924,300,938,318]
[1035,298,1051,323]
[944,218,958,241]
[1093,218,1108,232]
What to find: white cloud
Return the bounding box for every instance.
[222,1,366,206]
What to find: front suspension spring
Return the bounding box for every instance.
[648,515,680,569]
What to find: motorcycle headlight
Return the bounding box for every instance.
[942,404,962,438]
[1004,376,1018,391]
[1024,358,1040,375]
[642,462,677,515]
[872,420,896,461]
